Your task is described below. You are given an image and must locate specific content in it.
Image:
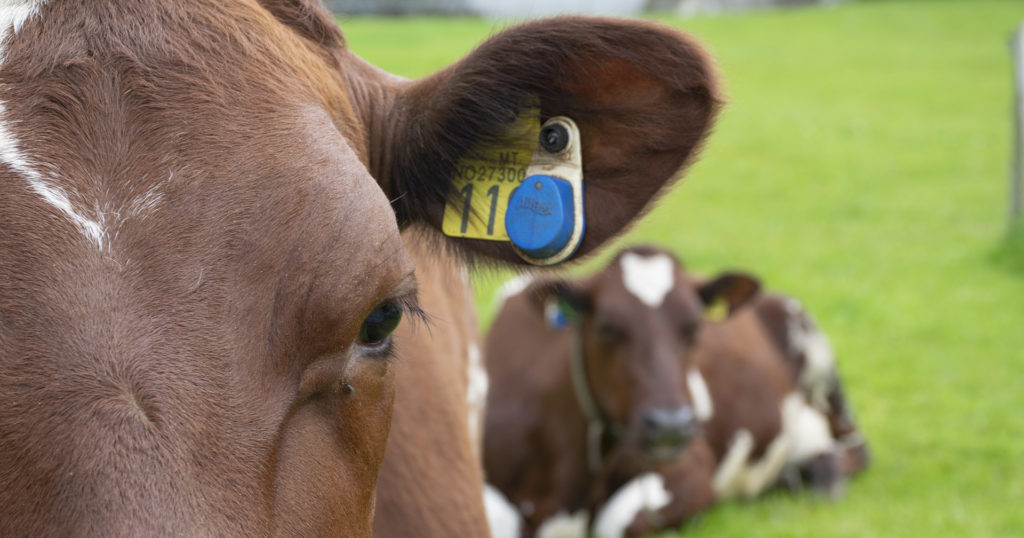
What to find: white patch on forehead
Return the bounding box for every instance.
[620,252,674,308]
[687,369,714,422]
[484,484,522,538]
[466,342,489,448]
[0,3,113,251]
[781,392,835,465]
[0,106,107,250]
[594,472,672,538]
[537,509,588,538]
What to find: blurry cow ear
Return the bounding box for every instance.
[698,272,761,316]
[349,17,721,266]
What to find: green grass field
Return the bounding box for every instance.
[341,1,1024,535]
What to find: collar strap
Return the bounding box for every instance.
[570,329,624,473]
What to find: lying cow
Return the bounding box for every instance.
[605,290,869,537]
[483,246,761,536]
[483,249,868,537]
[0,1,722,535]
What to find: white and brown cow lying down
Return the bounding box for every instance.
[0,2,723,535]
[482,247,868,537]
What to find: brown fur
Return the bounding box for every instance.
[372,228,490,537]
[483,251,868,536]
[0,1,409,535]
[483,247,758,534]
[0,1,722,535]
[609,290,870,535]
[695,307,793,462]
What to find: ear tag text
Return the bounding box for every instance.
[441,110,540,242]
[441,113,586,265]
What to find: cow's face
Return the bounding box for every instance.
[0,1,415,534]
[0,0,722,535]
[540,248,759,463]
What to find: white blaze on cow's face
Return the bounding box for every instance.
[0,1,109,251]
[620,252,675,308]
[0,102,106,249]
[564,248,707,464]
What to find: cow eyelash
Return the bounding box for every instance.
[357,296,427,360]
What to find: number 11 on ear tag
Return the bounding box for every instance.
[441,110,541,241]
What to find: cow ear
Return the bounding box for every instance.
[697,272,761,316]
[525,279,592,327]
[352,17,721,266]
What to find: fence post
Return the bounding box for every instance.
[1011,23,1024,227]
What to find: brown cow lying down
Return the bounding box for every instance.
[482,246,760,536]
[483,247,868,537]
[0,2,724,535]
[594,291,870,538]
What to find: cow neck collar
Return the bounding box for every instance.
[569,328,625,474]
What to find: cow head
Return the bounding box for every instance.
[530,247,759,464]
[0,0,720,534]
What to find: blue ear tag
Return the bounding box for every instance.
[505,117,585,266]
[506,175,577,260]
[544,299,568,329]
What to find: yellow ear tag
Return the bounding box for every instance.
[705,299,729,322]
[442,108,541,241]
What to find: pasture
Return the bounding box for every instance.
[342,1,1024,536]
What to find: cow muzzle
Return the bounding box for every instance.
[641,405,698,461]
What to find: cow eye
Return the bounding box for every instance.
[597,323,628,346]
[680,322,700,342]
[358,302,403,347]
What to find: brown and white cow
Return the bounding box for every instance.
[482,246,760,536]
[483,249,868,537]
[597,290,870,537]
[0,2,721,535]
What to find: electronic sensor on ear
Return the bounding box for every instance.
[505,116,585,265]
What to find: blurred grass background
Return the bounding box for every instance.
[341,1,1024,535]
